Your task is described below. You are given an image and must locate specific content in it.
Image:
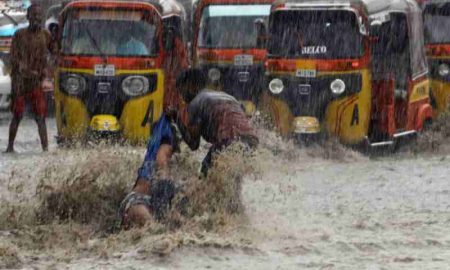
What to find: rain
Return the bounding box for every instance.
[1,0,450,269]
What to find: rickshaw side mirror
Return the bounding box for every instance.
[254,18,267,49]
[48,23,59,41]
[369,20,382,38]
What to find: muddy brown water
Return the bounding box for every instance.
[1,116,450,269]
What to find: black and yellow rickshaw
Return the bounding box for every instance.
[262,0,432,147]
[192,0,273,115]
[55,0,187,144]
[422,0,450,116]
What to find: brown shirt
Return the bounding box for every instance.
[10,28,54,94]
[185,90,258,147]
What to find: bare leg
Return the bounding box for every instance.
[126,144,174,226]
[126,204,154,227]
[35,116,48,151]
[5,115,22,153]
[156,144,173,179]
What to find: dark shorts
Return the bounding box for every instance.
[11,88,46,118]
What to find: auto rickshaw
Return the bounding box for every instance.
[192,0,273,115]
[422,0,450,116]
[262,0,432,147]
[55,0,187,144]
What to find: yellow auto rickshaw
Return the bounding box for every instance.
[55,0,187,144]
[262,0,432,147]
[422,0,450,116]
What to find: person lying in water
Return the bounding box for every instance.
[118,68,258,228]
[118,32,189,228]
[118,115,180,228]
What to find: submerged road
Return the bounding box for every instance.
[1,114,450,269]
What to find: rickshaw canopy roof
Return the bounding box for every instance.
[193,0,274,17]
[63,0,186,19]
[193,0,274,6]
[271,0,422,18]
[421,0,450,8]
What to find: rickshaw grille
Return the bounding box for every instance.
[203,65,265,102]
[59,72,158,117]
[267,73,362,119]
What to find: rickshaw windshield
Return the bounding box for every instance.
[424,4,450,44]
[268,10,364,59]
[61,9,158,57]
[198,4,271,49]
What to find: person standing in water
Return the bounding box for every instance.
[5,4,55,153]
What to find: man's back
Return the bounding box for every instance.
[188,90,256,144]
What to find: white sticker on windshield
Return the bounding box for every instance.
[301,46,327,55]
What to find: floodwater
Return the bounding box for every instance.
[1,112,450,269]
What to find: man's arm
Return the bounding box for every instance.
[10,32,20,73]
[176,107,201,151]
[9,32,21,97]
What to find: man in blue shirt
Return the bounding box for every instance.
[117,30,148,56]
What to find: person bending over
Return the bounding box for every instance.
[175,69,259,176]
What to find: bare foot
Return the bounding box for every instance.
[126,204,154,227]
[4,147,15,154]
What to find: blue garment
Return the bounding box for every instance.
[117,38,148,56]
[137,114,174,182]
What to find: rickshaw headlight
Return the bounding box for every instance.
[330,79,346,95]
[269,78,284,94]
[439,64,450,77]
[63,74,86,95]
[208,68,221,81]
[122,76,150,97]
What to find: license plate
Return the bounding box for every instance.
[94,64,115,76]
[296,69,316,78]
[234,55,253,66]
[298,84,311,95]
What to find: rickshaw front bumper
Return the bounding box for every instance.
[293,116,320,134]
[292,116,322,144]
[88,114,122,138]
